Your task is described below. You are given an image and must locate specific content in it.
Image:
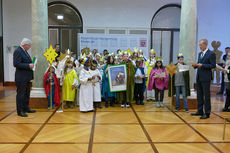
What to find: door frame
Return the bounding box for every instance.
[150,4,181,63]
[0,37,3,84]
[151,28,180,63]
[48,26,83,55]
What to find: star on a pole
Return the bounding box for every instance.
[43,45,58,64]
[166,62,178,76]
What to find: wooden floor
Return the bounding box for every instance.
[0,89,230,153]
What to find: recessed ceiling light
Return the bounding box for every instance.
[57,15,64,20]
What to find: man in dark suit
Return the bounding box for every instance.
[13,38,36,117]
[191,39,216,119]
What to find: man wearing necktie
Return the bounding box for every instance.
[191,39,216,119]
[13,38,36,117]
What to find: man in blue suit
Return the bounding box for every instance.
[13,38,36,117]
[191,39,216,119]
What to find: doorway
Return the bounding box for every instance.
[48,2,83,56]
[151,4,181,65]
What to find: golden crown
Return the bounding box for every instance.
[150,49,156,54]
[177,53,184,58]
[155,56,162,62]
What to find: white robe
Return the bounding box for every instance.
[79,68,94,111]
[90,69,102,102]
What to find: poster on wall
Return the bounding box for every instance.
[107,64,127,92]
[78,33,149,57]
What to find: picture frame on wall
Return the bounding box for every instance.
[107,64,127,92]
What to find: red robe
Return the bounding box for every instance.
[44,72,61,107]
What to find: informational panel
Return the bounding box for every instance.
[78,33,149,57]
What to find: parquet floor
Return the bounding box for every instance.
[0,89,230,153]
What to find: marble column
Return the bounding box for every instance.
[30,0,48,98]
[179,0,197,90]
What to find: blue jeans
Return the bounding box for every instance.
[175,86,188,110]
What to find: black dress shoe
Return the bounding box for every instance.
[200,114,210,119]
[222,108,230,112]
[26,109,36,113]
[18,112,28,117]
[191,112,203,116]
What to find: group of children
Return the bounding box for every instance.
[43,47,190,113]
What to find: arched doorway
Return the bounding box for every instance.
[48,2,83,56]
[151,4,181,65]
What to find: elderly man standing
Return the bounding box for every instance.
[192,39,216,119]
[13,38,36,117]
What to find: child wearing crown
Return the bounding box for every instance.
[63,59,79,109]
[102,54,117,107]
[145,49,156,101]
[134,58,146,105]
[90,60,102,108]
[148,57,168,107]
[44,65,61,109]
[79,58,94,112]
[119,51,136,108]
[168,53,190,112]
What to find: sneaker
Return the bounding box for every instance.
[105,102,109,108]
[121,104,125,108]
[64,104,69,109]
[69,103,74,109]
[156,102,160,108]
[174,109,178,112]
[185,109,189,113]
[98,104,103,109]
[160,102,164,107]
[126,105,130,108]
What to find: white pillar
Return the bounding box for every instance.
[30,0,48,97]
[179,0,197,89]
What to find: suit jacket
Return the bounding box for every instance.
[13,46,33,82]
[196,49,216,82]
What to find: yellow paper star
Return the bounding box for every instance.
[43,45,58,64]
[166,62,178,76]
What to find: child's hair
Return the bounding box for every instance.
[64,60,73,74]
[91,60,98,67]
[154,61,164,69]
[107,56,115,65]
[48,66,54,72]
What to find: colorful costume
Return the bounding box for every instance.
[148,67,168,107]
[102,64,117,107]
[44,72,60,107]
[120,60,136,105]
[63,68,79,102]
[145,58,156,100]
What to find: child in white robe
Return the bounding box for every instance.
[90,60,102,108]
[79,58,94,112]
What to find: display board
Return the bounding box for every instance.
[78,33,149,57]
